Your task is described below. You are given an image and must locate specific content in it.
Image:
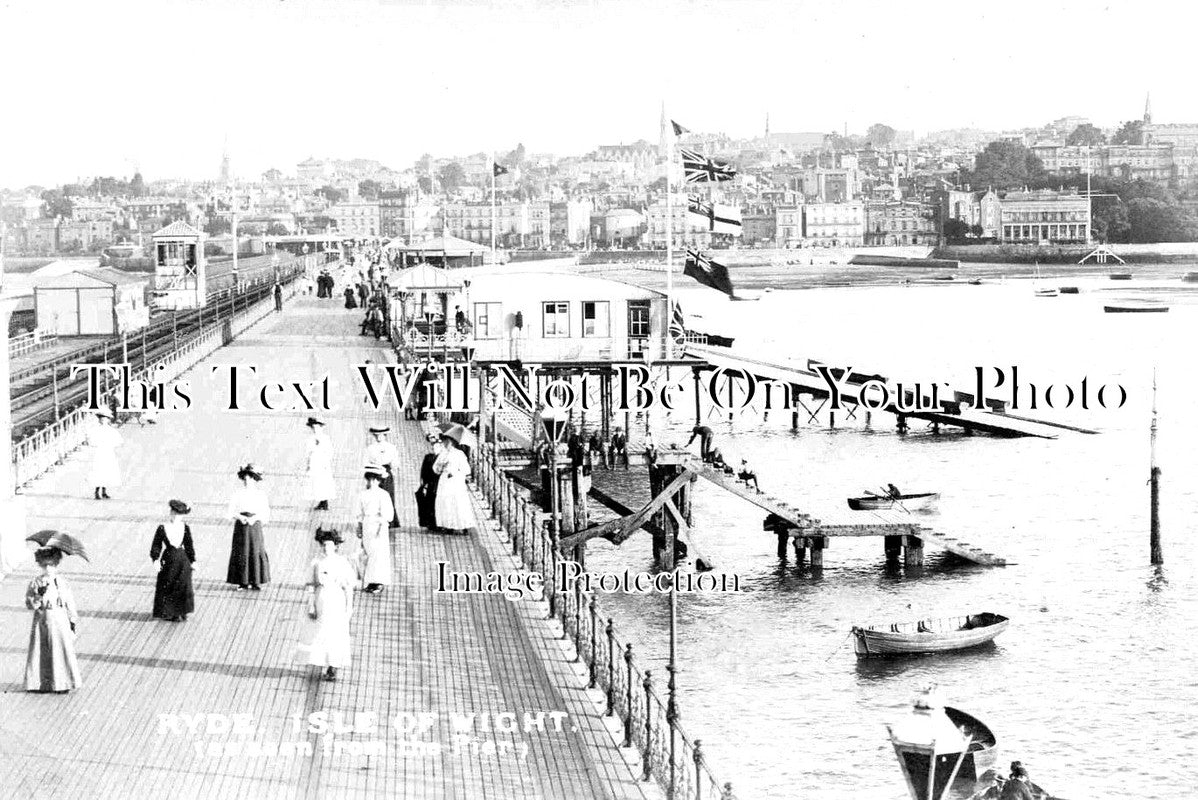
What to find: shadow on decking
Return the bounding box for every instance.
[0,644,299,685]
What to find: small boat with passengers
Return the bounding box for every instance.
[847,491,939,511]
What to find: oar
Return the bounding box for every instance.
[875,487,912,514]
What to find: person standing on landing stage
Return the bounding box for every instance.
[610,427,629,469]
[416,433,442,529]
[356,465,393,594]
[304,418,336,511]
[365,426,401,528]
[226,464,271,591]
[296,527,356,682]
[25,544,83,693]
[88,408,122,500]
[151,500,196,622]
[686,425,715,462]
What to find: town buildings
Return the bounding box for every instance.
[998,189,1089,243]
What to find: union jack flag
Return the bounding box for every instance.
[669,301,687,345]
[687,196,742,234]
[680,147,736,183]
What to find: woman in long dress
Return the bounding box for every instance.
[433,433,474,535]
[415,434,442,529]
[296,528,356,682]
[226,464,271,590]
[151,499,196,621]
[25,547,82,692]
[304,418,336,511]
[356,465,393,594]
[88,408,122,500]
[365,426,401,528]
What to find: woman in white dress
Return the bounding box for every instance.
[88,409,122,500]
[304,418,336,511]
[297,527,356,682]
[433,431,474,535]
[356,465,393,594]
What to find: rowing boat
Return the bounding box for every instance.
[1104,304,1168,313]
[847,492,938,511]
[852,612,1009,657]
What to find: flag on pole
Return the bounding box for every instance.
[683,249,735,297]
[493,162,509,177]
[687,196,743,235]
[671,120,689,136]
[669,301,687,346]
[680,147,736,183]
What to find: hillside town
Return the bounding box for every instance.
[5,98,1198,261]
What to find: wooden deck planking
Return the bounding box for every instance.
[0,294,653,800]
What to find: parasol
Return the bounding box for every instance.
[437,422,477,448]
[26,530,90,562]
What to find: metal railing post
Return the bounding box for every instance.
[606,619,616,715]
[642,671,654,782]
[694,741,704,800]
[622,643,634,746]
[588,595,598,687]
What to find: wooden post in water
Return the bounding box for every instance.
[1150,370,1163,565]
[903,534,924,570]
[809,535,825,569]
[647,454,689,571]
[884,535,903,564]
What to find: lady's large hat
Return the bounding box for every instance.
[168,499,191,515]
[369,425,390,434]
[237,464,263,481]
[363,463,384,479]
[314,527,344,544]
[306,417,325,428]
[94,407,113,419]
[439,423,466,444]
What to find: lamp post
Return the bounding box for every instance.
[424,310,436,363]
[539,408,567,618]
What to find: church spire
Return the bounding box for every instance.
[1144,92,1152,125]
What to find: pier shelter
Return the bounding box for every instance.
[33,268,150,336]
[385,234,491,268]
[456,270,667,362]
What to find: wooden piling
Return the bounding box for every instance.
[776,530,789,558]
[903,534,924,569]
[884,535,903,563]
[793,536,807,567]
[647,461,689,571]
[809,536,825,568]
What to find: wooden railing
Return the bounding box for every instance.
[8,330,58,359]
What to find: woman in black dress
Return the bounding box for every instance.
[151,499,196,621]
[344,286,357,309]
[415,433,442,529]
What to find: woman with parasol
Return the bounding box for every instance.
[150,500,196,622]
[355,465,393,594]
[432,425,474,535]
[88,408,123,500]
[296,528,356,682]
[226,464,271,591]
[24,531,87,692]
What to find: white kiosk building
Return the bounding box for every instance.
[150,221,207,309]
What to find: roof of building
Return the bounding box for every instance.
[392,264,464,292]
[385,235,489,255]
[34,268,150,290]
[152,220,204,238]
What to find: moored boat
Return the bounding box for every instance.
[1183,272,1198,283]
[1109,272,1133,280]
[853,612,1009,657]
[1058,286,1079,294]
[888,686,999,800]
[1034,288,1058,297]
[848,492,938,511]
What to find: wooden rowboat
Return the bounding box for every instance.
[1034,287,1058,297]
[847,492,938,511]
[853,612,1008,657]
[1058,286,1080,294]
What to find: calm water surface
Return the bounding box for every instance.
[582,273,1198,799]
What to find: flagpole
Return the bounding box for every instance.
[665,111,674,361]
[490,153,497,265]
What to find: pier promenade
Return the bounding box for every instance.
[0,295,653,800]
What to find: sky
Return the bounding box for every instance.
[1,0,1194,189]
